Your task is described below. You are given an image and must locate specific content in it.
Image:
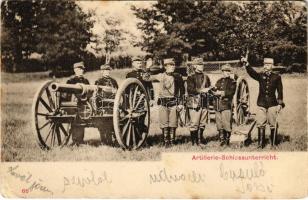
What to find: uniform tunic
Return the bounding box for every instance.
[187,72,211,131]
[214,76,236,132]
[149,72,185,128]
[245,65,284,128]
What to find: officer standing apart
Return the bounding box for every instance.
[66,61,90,146]
[213,64,236,146]
[126,56,154,99]
[145,58,185,147]
[94,64,118,145]
[241,57,284,148]
[186,58,211,146]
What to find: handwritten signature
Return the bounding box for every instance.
[7,165,53,195]
[62,170,112,193]
[149,168,205,184]
[219,161,265,182]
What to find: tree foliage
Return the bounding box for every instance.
[132,1,307,66]
[1,0,94,72]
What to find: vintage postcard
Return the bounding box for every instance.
[1,0,307,198]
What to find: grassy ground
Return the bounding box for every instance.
[1,69,307,161]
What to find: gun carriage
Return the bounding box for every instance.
[32,78,150,150]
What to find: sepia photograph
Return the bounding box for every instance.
[1,0,307,198]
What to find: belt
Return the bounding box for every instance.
[158,97,177,107]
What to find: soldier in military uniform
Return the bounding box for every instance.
[66,61,90,146]
[145,58,185,147]
[126,56,154,99]
[94,64,118,145]
[213,64,236,146]
[186,58,211,145]
[242,57,284,148]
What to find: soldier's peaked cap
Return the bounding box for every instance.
[264,58,274,64]
[221,63,231,71]
[132,56,143,62]
[100,64,111,70]
[73,61,85,69]
[163,58,175,66]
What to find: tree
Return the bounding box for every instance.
[1,0,94,72]
[90,15,127,64]
[132,1,306,66]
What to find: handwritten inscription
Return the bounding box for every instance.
[219,161,273,194]
[62,170,112,193]
[219,161,265,181]
[149,168,205,184]
[7,165,53,195]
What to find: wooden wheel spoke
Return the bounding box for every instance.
[132,124,136,146]
[121,120,130,138]
[50,124,56,147]
[37,113,52,117]
[39,120,51,130]
[45,88,55,110]
[134,94,145,110]
[55,124,62,145]
[58,124,68,137]
[39,97,53,112]
[44,123,54,144]
[129,87,133,110]
[132,85,139,108]
[126,123,132,146]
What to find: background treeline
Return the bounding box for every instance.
[132,1,307,70]
[1,0,307,73]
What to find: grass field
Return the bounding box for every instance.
[1,69,307,161]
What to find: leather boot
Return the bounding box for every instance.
[258,127,265,149]
[225,131,231,146]
[257,131,261,147]
[190,131,196,145]
[170,128,176,145]
[219,130,225,146]
[163,127,170,148]
[197,128,204,145]
[270,128,276,146]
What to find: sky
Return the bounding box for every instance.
[77,1,155,57]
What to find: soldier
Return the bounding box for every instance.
[94,64,118,145]
[95,64,118,91]
[242,57,284,148]
[213,64,236,146]
[126,56,154,99]
[144,58,185,147]
[66,61,90,146]
[186,58,211,145]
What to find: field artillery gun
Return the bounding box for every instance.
[32,79,150,150]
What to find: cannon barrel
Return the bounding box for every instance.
[50,83,115,95]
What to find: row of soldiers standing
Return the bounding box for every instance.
[66,55,284,149]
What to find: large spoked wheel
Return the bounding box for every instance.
[32,80,71,150]
[113,78,150,150]
[233,77,251,125]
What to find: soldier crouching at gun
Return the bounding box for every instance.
[143,58,185,147]
[212,64,236,146]
[186,58,211,146]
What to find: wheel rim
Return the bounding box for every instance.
[113,79,150,150]
[32,81,71,150]
[234,78,250,125]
